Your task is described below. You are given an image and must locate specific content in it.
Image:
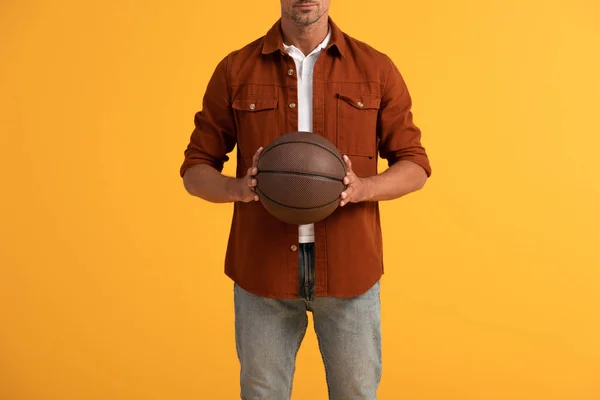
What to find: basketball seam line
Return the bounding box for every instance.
[255,187,342,211]
[260,140,347,173]
[257,170,343,182]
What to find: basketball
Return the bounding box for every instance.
[255,131,347,225]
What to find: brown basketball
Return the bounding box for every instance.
[255,131,347,225]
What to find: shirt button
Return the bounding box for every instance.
[289,103,296,109]
[249,103,256,110]
[288,69,294,76]
[290,245,298,251]
[357,101,364,108]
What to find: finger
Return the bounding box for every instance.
[252,147,264,168]
[341,192,355,206]
[247,178,257,187]
[343,154,353,172]
[246,166,258,177]
[340,186,353,200]
[344,170,358,184]
[245,191,259,202]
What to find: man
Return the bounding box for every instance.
[180,0,431,398]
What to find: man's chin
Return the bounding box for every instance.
[293,12,321,26]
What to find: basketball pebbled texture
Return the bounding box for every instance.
[255,131,347,225]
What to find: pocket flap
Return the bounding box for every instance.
[232,96,278,111]
[337,93,381,110]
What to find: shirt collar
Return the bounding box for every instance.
[283,25,331,57]
[262,16,346,58]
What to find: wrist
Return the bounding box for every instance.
[226,177,243,202]
[362,176,376,202]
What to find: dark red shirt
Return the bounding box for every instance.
[180,18,431,298]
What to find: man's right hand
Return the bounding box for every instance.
[234,147,263,203]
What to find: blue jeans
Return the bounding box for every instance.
[234,245,382,399]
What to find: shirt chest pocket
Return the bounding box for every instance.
[232,95,278,158]
[336,93,381,158]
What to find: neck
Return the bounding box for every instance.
[281,14,329,55]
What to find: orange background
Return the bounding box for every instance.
[1,0,599,399]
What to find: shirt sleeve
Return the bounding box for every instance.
[179,54,237,178]
[377,56,432,177]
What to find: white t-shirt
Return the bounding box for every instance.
[283,27,332,244]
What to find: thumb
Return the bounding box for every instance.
[343,155,353,173]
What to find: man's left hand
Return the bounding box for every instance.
[340,155,371,207]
